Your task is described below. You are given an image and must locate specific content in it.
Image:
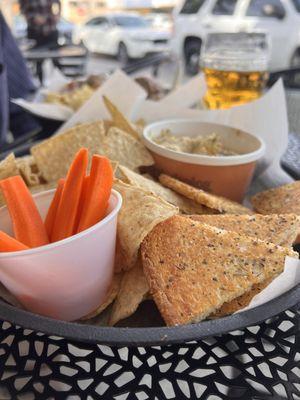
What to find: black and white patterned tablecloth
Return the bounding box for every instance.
[0,304,299,399]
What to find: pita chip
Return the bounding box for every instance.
[100,128,153,172]
[31,121,105,182]
[0,153,19,179]
[103,95,140,140]
[251,181,300,215]
[103,119,114,133]
[113,180,178,271]
[141,215,297,326]
[0,153,20,206]
[109,257,149,326]
[118,165,211,215]
[159,174,253,215]
[16,156,41,187]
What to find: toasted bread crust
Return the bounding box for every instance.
[251,181,300,215]
[189,213,300,316]
[211,279,271,318]
[189,214,300,247]
[159,174,253,215]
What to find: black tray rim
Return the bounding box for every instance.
[0,284,299,347]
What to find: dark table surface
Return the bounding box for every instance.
[23,45,87,61]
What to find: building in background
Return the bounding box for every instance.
[2,0,178,29]
[62,0,177,23]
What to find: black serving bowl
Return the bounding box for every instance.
[0,282,299,347]
[1,244,299,347]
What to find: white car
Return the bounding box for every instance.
[172,0,300,74]
[73,13,171,64]
[144,13,174,32]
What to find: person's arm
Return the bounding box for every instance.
[0,66,9,145]
[1,11,38,141]
[0,13,9,144]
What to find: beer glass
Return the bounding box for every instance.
[201,33,270,109]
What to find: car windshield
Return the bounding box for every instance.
[180,0,206,14]
[292,0,300,11]
[114,16,150,27]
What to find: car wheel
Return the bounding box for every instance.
[184,40,201,76]
[117,43,129,65]
[291,48,300,67]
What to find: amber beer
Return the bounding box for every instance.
[203,67,269,109]
[201,33,270,109]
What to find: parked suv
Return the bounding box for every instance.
[172,0,300,74]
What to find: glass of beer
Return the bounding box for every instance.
[201,33,270,109]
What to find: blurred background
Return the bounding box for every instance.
[2,0,300,161]
[2,0,300,84]
[1,0,176,83]
[3,0,300,185]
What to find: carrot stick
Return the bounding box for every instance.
[74,175,89,234]
[0,176,49,248]
[0,231,29,252]
[44,178,65,239]
[77,155,113,233]
[51,148,88,242]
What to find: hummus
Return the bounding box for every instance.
[153,130,237,156]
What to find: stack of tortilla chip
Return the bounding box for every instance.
[0,154,45,207]
[31,121,106,182]
[105,176,299,326]
[117,165,213,215]
[107,175,299,326]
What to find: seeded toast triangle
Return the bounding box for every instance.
[189,214,300,247]
[141,215,297,326]
[251,181,300,215]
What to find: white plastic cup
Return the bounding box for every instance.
[0,189,122,321]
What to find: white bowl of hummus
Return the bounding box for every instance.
[143,119,265,202]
